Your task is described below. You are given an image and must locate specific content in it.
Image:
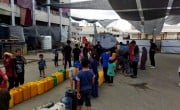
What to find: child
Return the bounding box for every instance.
[0,69,8,90]
[38,54,47,78]
[89,53,99,97]
[3,52,15,90]
[100,50,111,82]
[140,47,147,70]
[107,57,116,86]
[76,58,95,110]
[14,48,27,87]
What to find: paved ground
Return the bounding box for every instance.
[8,53,180,110]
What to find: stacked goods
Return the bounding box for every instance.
[41,79,49,92]
[27,82,38,97]
[9,90,14,108]
[51,76,58,87]
[58,69,66,80]
[98,70,104,86]
[36,81,45,95]
[19,85,31,101]
[9,69,105,109]
[45,77,54,90]
[11,88,23,104]
[52,73,62,84]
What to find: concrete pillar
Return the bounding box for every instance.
[32,0,36,26]
[47,0,51,27]
[59,0,62,42]
[10,0,15,26]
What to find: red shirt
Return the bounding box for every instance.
[129,44,135,62]
[0,69,8,89]
[3,58,14,77]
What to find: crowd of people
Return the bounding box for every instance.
[60,39,157,110]
[0,39,157,110]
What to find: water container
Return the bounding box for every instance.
[9,91,14,108]
[61,96,72,110]
[51,76,58,87]
[58,69,66,80]
[57,72,64,83]
[19,85,31,101]
[49,102,65,110]
[52,73,61,84]
[41,79,49,92]
[41,101,54,108]
[40,36,52,50]
[27,82,38,97]
[98,70,104,86]
[65,89,77,110]
[37,81,45,95]
[11,88,23,104]
[45,77,54,90]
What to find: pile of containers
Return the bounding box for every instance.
[9,68,105,108]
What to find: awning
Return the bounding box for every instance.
[45,0,180,34]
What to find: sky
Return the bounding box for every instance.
[70,0,132,31]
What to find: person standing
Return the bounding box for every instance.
[89,53,99,97]
[3,52,15,90]
[73,44,81,63]
[100,50,111,82]
[14,48,27,87]
[130,40,139,78]
[76,58,95,110]
[94,41,102,60]
[83,43,89,58]
[38,54,47,78]
[0,89,10,110]
[62,40,72,70]
[140,47,147,70]
[53,49,59,67]
[107,57,116,86]
[149,39,157,68]
[0,69,8,90]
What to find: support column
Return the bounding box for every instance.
[68,12,71,39]
[47,0,51,27]
[32,0,36,26]
[10,0,15,26]
[59,0,62,42]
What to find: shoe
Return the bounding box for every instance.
[150,66,156,69]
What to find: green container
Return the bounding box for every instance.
[51,76,58,86]
[58,69,66,80]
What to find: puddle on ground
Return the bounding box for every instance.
[128,82,151,90]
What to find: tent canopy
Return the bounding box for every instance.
[45,0,180,34]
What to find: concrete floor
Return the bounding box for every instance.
[9,53,180,110]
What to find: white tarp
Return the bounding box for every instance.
[161,40,180,53]
[161,40,180,47]
[92,33,117,49]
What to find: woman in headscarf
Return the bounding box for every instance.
[140,47,147,70]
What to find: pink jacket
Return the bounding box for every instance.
[0,69,8,89]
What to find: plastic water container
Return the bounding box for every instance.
[37,81,45,95]
[9,90,14,108]
[19,85,31,101]
[61,96,72,110]
[49,102,65,110]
